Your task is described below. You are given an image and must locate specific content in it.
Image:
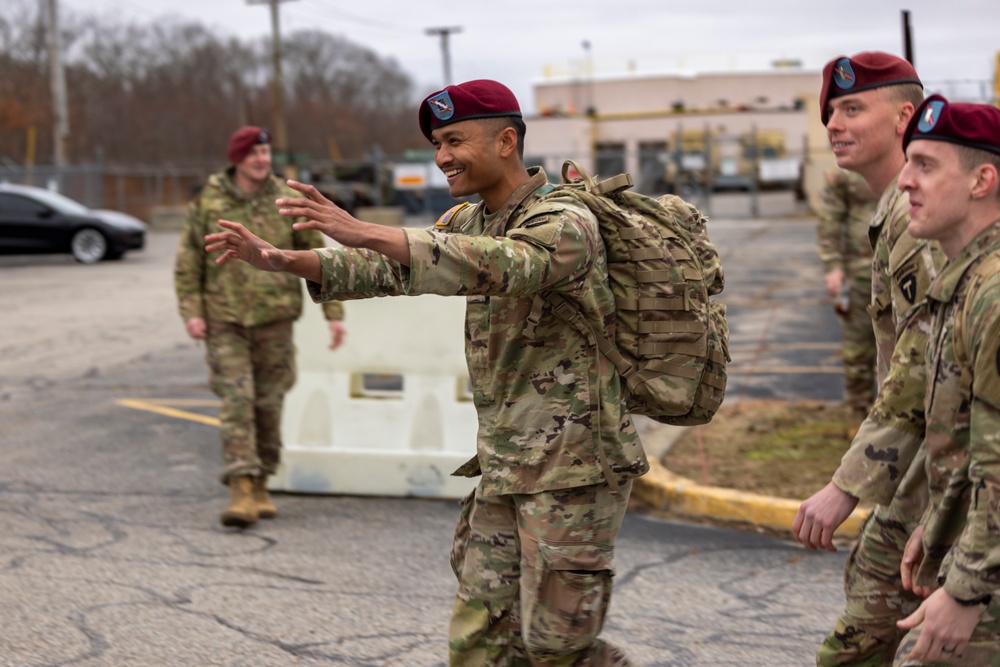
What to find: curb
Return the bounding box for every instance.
[633,457,871,539]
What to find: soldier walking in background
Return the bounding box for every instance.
[203,80,648,666]
[792,52,946,665]
[174,126,346,528]
[816,167,879,433]
[893,96,1000,666]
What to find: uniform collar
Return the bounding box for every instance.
[482,167,550,236]
[870,174,902,231]
[927,218,1000,303]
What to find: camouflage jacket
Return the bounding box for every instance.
[306,168,649,496]
[920,220,1000,602]
[832,177,945,504]
[816,167,878,278]
[174,169,343,326]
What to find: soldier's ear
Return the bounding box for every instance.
[895,101,916,137]
[496,126,518,158]
[970,162,999,201]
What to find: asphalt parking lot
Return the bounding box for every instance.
[0,205,855,666]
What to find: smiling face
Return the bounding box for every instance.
[430,119,507,206]
[234,143,272,193]
[898,139,971,256]
[826,88,908,176]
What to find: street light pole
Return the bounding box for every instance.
[45,0,70,179]
[425,26,462,87]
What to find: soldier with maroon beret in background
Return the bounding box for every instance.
[175,126,346,528]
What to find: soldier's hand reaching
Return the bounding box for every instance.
[278,180,371,249]
[792,481,860,551]
[205,220,291,272]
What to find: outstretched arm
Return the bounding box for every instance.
[278,180,411,266]
[204,220,322,282]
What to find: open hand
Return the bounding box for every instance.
[204,220,291,271]
[277,180,370,248]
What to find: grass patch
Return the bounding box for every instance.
[661,399,856,500]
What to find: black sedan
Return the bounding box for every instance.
[0,183,146,263]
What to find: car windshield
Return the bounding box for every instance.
[21,188,92,216]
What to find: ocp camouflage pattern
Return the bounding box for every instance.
[175,169,344,326]
[817,167,879,414]
[306,168,649,496]
[920,220,1000,602]
[833,178,945,504]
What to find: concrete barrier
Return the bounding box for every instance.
[272,287,479,499]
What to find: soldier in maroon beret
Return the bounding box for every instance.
[793,52,949,667]
[174,126,347,528]
[203,80,646,665]
[891,97,1000,664]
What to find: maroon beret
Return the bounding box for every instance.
[904,94,1000,157]
[418,79,522,141]
[820,51,921,125]
[228,126,271,164]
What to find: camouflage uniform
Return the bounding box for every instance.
[816,168,879,419]
[892,221,1000,666]
[174,169,343,483]
[306,168,649,666]
[818,179,947,666]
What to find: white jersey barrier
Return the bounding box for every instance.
[271,288,479,499]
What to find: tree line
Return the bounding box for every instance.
[0,0,425,169]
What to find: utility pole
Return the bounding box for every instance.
[248,0,296,176]
[425,26,462,87]
[45,0,69,180]
[901,9,915,67]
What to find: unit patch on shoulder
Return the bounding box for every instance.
[900,272,918,304]
[435,202,470,227]
[833,58,856,90]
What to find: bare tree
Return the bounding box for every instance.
[0,0,421,168]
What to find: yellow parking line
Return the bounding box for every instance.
[116,398,219,427]
[141,398,220,407]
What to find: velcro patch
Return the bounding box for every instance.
[509,215,561,248]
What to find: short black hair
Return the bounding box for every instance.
[482,116,526,160]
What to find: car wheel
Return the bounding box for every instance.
[71,228,108,264]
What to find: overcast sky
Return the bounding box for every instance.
[59,0,997,109]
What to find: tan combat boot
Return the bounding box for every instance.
[220,476,258,527]
[252,476,277,519]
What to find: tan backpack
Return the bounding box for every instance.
[536,160,729,425]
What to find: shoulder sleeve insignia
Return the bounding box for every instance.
[900,272,918,304]
[435,201,471,228]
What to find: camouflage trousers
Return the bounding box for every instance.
[817,448,929,667]
[893,598,1000,665]
[838,277,877,416]
[448,481,634,667]
[205,320,296,484]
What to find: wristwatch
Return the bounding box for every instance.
[954,594,992,607]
